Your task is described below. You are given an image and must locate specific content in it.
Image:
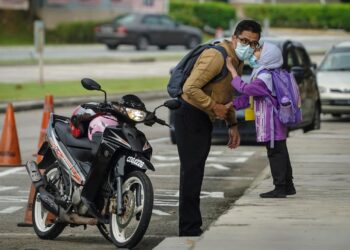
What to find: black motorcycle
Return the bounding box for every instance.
[25,78,180,249]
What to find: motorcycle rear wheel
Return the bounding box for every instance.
[32,164,66,240]
[109,171,153,249]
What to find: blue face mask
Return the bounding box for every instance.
[248,54,260,68]
[235,42,254,61]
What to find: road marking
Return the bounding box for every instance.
[0,196,28,203]
[0,167,25,178]
[152,209,171,216]
[154,163,178,168]
[155,189,224,199]
[154,163,231,170]
[153,189,225,208]
[0,186,18,192]
[149,137,169,144]
[206,163,229,170]
[207,156,248,163]
[153,155,179,161]
[0,206,22,214]
[154,198,178,207]
[150,175,254,181]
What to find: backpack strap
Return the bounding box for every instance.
[210,45,228,83]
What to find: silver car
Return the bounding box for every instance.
[317,41,350,117]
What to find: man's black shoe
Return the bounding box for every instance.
[260,188,287,198]
[286,185,296,195]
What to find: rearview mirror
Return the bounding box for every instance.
[164,99,181,110]
[81,78,101,91]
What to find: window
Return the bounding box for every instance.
[159,17,176,28]
[285,47,297,71]
[113,14,135,25]
[142,16,159,26]
[295,48,311,68]
[319,51,350,71]
[143,0,154,6]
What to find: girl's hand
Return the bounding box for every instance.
[226,57,238,77]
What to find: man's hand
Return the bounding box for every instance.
[227,126,240,149]
[212,103,229,119]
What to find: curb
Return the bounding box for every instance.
[0,91,169,114]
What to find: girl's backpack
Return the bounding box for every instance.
[262,69,303,125]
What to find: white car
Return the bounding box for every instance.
[317,41,350,117]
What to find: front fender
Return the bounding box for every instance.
[126,155,155,171]
[114,154,155,176]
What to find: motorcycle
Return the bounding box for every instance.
[25,78,180,249]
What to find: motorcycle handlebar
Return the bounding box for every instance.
[82,103,169,127]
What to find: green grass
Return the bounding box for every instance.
[0,77,169,102]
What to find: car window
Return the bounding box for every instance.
[285,47,298,71]
[295,47,311,68]
[142,16,160,26]
[319,50,350,71]
[113,14,135,25]
[159,16,176,28]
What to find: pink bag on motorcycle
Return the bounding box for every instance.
[88,115,118,141]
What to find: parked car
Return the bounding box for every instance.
[317,41,350,118]
[94,13,202,50]
[169,37,321,144]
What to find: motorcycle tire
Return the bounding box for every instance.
[97,223,112,242]
[109,171,153,249]
[32,164,66,240]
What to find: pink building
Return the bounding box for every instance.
[35,0,169,29]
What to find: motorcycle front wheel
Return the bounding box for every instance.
[109,171,153,249]
[32,164,66,239]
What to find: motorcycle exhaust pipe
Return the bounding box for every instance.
[25,161,59,216]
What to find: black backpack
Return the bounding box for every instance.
[167,42,228,98]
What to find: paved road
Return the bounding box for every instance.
[0,97,268,249]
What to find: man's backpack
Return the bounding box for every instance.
[167,42,228,98]
[263,69,303,125]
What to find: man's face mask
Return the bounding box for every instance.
[235,42,254,61]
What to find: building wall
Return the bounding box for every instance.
[38,0,168,29]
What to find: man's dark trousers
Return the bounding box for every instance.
[174,100,213,236]
[266,140,293,187]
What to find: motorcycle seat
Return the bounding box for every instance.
[54,120,101,162]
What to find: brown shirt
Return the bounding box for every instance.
[181,40,244,126]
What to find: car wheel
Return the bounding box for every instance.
[158,45,167,50]
[304,104,321,133]
[186,36,200,50]
[106,44,118,50]
[136,36,149,51]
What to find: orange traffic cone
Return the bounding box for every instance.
[18,95,55,227]
[37,95,54,163]
[0,103,21,166]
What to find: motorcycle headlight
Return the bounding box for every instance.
[125,107,147,122]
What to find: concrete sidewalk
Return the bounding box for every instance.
[155,125,350,249]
